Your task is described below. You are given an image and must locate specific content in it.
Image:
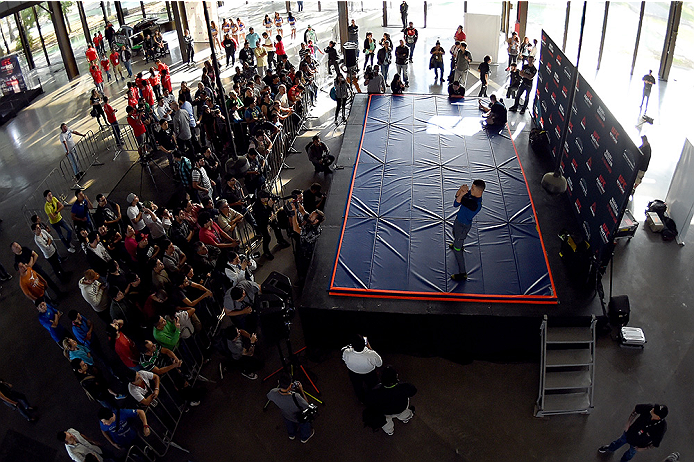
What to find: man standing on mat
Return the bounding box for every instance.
[451,180,485,282]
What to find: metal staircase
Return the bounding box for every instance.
[535,315,596,417]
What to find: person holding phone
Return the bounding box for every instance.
[341,334,383,403]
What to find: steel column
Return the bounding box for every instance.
[115,1,125,26]
[596,1,609,70]
[14,11,35,70]
[562,2,571,51]
[77,2,92,46]
[338,1,349,50]
[172,1,187,62]
[48,1,79,80]
[101,2,108,25]
[630,1,645,75]
[659,1,682,81]
[33,5,50,66]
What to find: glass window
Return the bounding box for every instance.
[526,2,566,47]
[563,2,604,70]
[670,2,694,85]
[634,2,668,78]
[598,2,640,75]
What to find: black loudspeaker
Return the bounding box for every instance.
[344,47,358,68]
[258,294,290,343]
[608,295,630,327]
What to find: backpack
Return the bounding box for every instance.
[330,86,337,101]
[646,200,667,220]
[661,216,678,242]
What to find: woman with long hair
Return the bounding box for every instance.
[236,18,246,42]
[288,12,297,40]
[274,12,284,37]
[90,89,108,130]
[263,14,273,35]
[210,20,222,51]
[391,73,405,94]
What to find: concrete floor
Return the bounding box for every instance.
[0,5,691,462]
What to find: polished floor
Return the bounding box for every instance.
[0,6,691,462]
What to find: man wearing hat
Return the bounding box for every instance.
[599,403,669,461]
[126,193,149,234]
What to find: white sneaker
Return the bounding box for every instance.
[67,246,76,253]
[241,371,258,380]
[189,400,200,407]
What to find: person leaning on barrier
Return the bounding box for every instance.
[97,406,150,452]
[58,427,106,462]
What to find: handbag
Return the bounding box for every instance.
[292,392,318,423]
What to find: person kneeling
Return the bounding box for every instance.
[479,94,507,128]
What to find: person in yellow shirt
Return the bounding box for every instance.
[43,190,76,253]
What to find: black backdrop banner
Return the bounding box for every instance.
[532,30,640,264]
[563,74,639,261]
[532,30,574,160]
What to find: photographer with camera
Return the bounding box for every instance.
[267,373,315,443]
[289,198,325,283]
[219,324,263,380]
[305,135,335,174]
[254,191,291,260]
[303,183,326,213]
[220,175,258,229]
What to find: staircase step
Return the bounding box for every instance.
[545,370,592,390]
[546,327,593,344]
[541,392,591,414]
[546,349,592,367]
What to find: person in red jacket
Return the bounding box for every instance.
[126,105,147,157]
[126,82,139,108]
[160,68,172,94]
[102,96,123,146]
[135,72,145,93]
[141,80,155,107]
[147,67,161,99]
[90,64,104,95]
[155,58,169,74]
[100,54,112,82]
[109,49,124,80]
[86,45,98,66]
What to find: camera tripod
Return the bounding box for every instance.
[138,152,171,195]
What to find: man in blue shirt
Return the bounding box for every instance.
[68,310,94,346]
[246,27,260,51]
[36,297,66,343]
[98,407,150,451]
[451,179,485,281]
[71,189,94,232]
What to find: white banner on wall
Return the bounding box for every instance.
[186,2,219,42]
[665,139,694,245]
[463,13,501,63]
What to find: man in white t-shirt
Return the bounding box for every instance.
[59,123,86,181]
[342,334,383,403]
[192,155,214,201]
[126,193,148,234]
[59,427,104,462]
[127,370,160,407]
[31,223,67,281]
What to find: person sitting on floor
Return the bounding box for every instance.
[479,94,507,128]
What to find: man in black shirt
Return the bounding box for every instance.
[632,135,652,194]
[599,403,668,461]
[640,70,656,113]
[506,62,521,99]
[479,95,507,128]
[155,120,177,167]
[348,19,359,45]
[366,365,416,435]
[447,80,465,97]
[94,194,123,231]
[509,55,537,114]
[303,183,326,213]
[325,41,339,76]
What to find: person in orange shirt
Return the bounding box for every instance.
[18,262,47,302]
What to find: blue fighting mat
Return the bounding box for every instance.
[330,95,556,303]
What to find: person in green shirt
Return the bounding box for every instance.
[43,190,76,253]
[153,315,181,350]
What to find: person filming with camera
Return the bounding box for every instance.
[267,373,315,443]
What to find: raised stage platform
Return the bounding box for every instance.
[299,95,604,360]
